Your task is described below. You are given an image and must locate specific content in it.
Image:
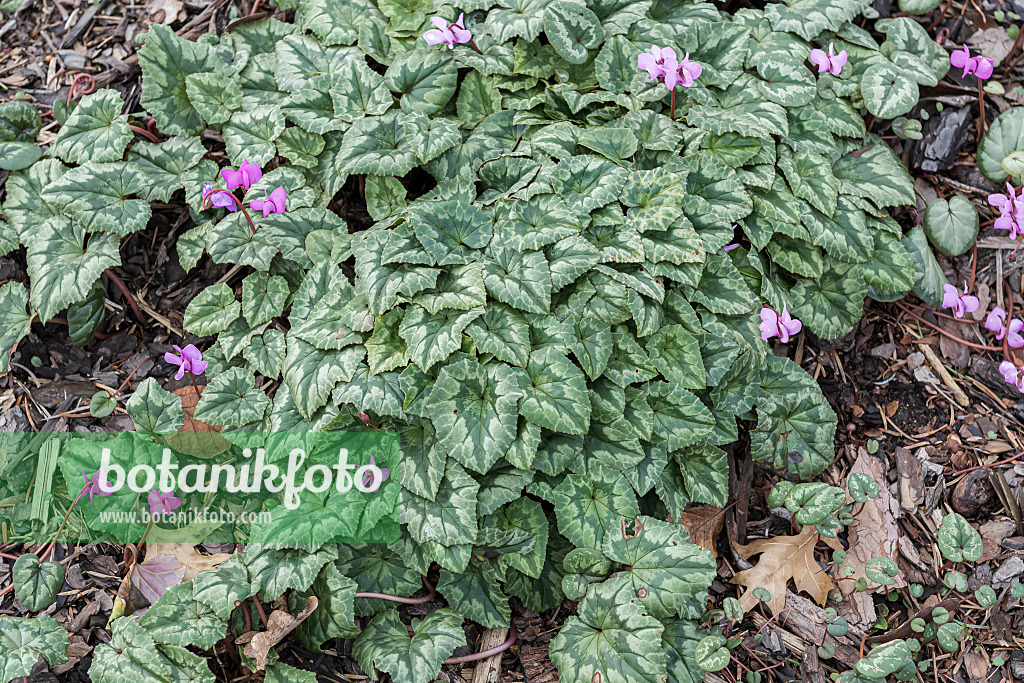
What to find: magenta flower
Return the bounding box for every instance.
[988,182,1024,239]
[202,183,238,212]
[667,52,702,89]
[221,159,263,191]
[81,470,114,505]
[165,344,207,381]
[1000,361,1024,392]
[986,307,1024,347]
[723,243,739,252]
[148,488,181,516]
[423,13,471,49]
[638,45,701,91]
[251,186,287,217]
[809,42,848,75]
[986,306,1008,339]
[941,282,980,319]
[759,306,802,343]
[638,45,677,81]
[950,45,993,80]
[359,455,391,492]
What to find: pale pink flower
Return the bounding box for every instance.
[809,42,848,75]
[941,282,980,319]
[423,13,471,49]
[760,306,802,343]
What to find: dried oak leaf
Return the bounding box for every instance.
[163,385,231,458]
[144,542,231,581]
[238,596,318,671]
[731,524,834,616]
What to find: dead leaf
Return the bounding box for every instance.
[239,596,318,670]
[732,525,834,616]
[980,520,1016,562]
[963,650,990,682]
[676,506,724,558]
[145,542,231,581]
[145,0,184,24]
[833,448,905,628]
[131,553,185,604]
[162,385,231,458]
[896,447,924,513]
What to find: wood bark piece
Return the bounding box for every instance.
[751,592,862,668]
[471,628,509,683]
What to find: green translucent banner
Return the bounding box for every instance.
[0,430,400,545]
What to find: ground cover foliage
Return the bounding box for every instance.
[0,0,944,679]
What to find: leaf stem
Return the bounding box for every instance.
[468,38,482,54]
[102,269,147,325]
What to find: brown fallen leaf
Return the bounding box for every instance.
[833,447,905,628]
[732,524,834,616]
[162,384,231,458]
[144,542,231,581]
[676,506,724,558]
[239,596,318,671]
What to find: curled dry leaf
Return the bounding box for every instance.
[675,506,724,558]
[144,541,231,581]
[239,596,319,671]
[731,524,834,616]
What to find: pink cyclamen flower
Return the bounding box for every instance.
[666,52,702,89]
[809,42,848,75]
[251,187,287,217]
[423,13,471,48]
[359,455,391,492]
[760,306,802,343]
[988,181,1024,239]
[986,307,1024,347]
[1000,361,1024,392]
[950,45,993,80]
[148,488,181,516]
[638,45,674,80]
[221,159,263,191]
[941,282,980,319]
[723,243,739,252]
[165,344,207,381]
[202,183,238,212]
[986,306,1008,339]
[81,470,114,505]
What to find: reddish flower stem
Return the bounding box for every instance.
[468,38,483,54]
[354,575,436,604]
[978,79,987,139]
[102,270,147,324]
[251,594,269,627]
[443,622,517,664]
[893,302,1002,351]
[188,369,202,397]
[899,301,983,324]
[203,189,257,235]
[66,73,95,103]
[670,88,676,120]
[129,125,160,143]
[235,600,252,632]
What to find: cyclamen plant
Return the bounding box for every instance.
[0,0,967,680]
